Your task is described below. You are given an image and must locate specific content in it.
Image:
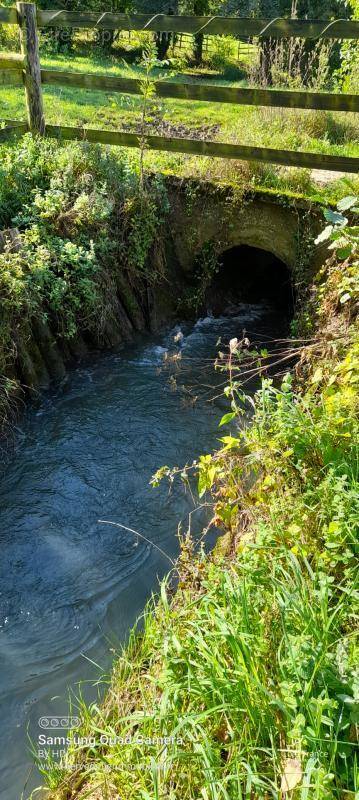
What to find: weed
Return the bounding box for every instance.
[36,201,359,800]
[0,136,168,425]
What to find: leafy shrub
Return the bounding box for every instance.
[315,195,358,308]
[0,135,168,393]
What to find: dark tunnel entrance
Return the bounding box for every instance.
[206,245,295,318]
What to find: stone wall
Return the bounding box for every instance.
[163,178,323,275]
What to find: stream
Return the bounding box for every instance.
[0,305,285,799]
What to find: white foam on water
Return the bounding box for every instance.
[194,304,268,330]
[128,344,168,367]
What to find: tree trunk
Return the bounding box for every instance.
[192,0,207,66]
[259,39,274,86]
[193,31,204,65]
[155,30,172,60]
[155,5,176,61]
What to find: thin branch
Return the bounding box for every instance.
[98,519,175,565]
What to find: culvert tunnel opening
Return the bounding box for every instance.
[206,245,295,319]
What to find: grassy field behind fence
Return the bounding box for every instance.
[1,13,359,195]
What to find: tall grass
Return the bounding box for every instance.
[38,208,359,800]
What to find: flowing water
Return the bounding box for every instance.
[0,306,285,799]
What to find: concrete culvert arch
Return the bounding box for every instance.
[206,245,295,317]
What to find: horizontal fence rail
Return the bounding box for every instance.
[0,53,24,69]
[2,120,357,171]
[1,7,359,38]
[36,13,359,39]
[39,69,359,114]
[0,68,23,86]
[0,5,358,173]
[0,6,17,23]
[2,59,357,113]
[43,125,359,172]
[0,121,27,140]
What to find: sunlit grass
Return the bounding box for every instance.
[40,334,359,799]
[30,201,359,800]
[1,50,358,167]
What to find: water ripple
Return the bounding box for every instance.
[0,306,283,799]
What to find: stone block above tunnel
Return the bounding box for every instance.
[167,185,304,274]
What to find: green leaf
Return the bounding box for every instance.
[324,209,347,226]
[288,523,301,535]
[219,435,241,450]
[171,634,182,654]
[315,225,333,245]
[337,195,358,212]
[337,246,352,260]
[198,471,207,498]
[219,411,236,426]
[328,521,340,533]
[340,292,351,304]
[283,448,294,458]
[198,461,217,497]
[312,367,323,384]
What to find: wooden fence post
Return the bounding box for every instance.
[16,2,45,134]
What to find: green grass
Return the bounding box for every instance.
[37,236,359,800]
[1,51,358,148]
[0,40,357,799]
[14,177,355,800]
[1,47,358,201]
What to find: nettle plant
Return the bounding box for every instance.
[315,195,359,306]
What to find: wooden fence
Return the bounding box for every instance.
[0,4,358,172]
